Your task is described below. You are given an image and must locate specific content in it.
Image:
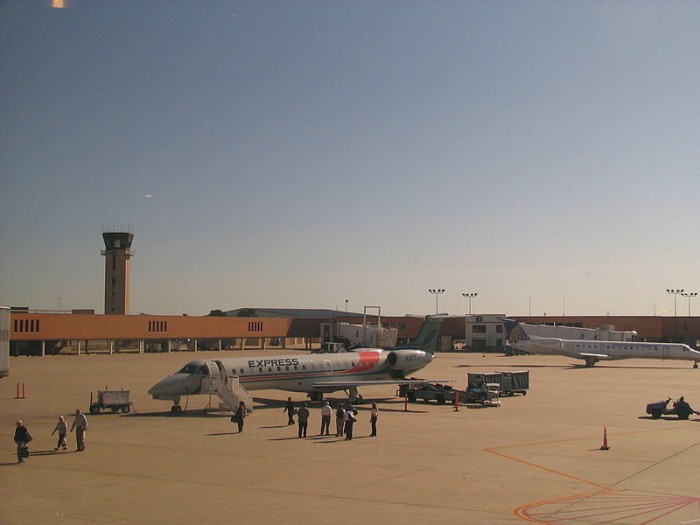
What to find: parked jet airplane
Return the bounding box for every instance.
[508,322,700,368]
[149,314,445,413]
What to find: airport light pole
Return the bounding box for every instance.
[667,289,684,317]
[428,289,445,314]
[681,292,698,316]
[462,292,478,315]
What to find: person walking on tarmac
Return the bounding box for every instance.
[14,420,32,463]
[235,401,246,433]
[297,403,310,438]
[70,409,88,451]
[51,415,68,451]
[283,397,296,426]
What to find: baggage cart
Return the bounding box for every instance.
[468,371,529,396]
[498,371,529,396]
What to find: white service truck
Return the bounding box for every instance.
[90,389,131,414]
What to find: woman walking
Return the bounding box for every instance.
[236,401,246,433]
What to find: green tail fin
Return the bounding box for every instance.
[391,314,446,354]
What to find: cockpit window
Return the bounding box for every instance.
[176,364,210,375]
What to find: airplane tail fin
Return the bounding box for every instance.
[390,314,446,354]
[503,319,530,344]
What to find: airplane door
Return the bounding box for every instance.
[213,360,228,382]
[206,361,221,382]
[324,360,332,375]
[199,360,221,394]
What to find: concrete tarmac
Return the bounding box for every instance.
[2,350,699,525]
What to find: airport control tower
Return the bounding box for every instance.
[101,231,134,315]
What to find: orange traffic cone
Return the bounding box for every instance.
[600,427,610,450]
[15,382,26,399]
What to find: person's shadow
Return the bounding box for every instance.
[0,448,74,466]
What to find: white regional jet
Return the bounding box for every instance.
[149,314,445,413]
[508,322,700,368]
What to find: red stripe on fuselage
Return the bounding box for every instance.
[345,351,381,374]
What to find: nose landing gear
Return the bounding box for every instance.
[170,397,183,414]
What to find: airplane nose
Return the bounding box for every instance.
[147,379,167,397]
[148,375,181,398]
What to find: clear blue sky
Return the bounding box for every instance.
[1,1,699,317]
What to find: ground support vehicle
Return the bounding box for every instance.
[398,382,500,407]
[646,397,697,420]
[90,389,131,414]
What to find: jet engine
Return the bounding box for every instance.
[385,350,432,371]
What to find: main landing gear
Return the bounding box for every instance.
[348,386,363,404]
[307,388,364,404]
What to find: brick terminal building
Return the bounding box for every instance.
[9,309,700,356]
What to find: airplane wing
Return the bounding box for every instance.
[312,378,451,388]
[579,352,611,360]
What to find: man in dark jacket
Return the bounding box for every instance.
[14,420,32,463]
[283,397,296,426]
[297,403,310,438]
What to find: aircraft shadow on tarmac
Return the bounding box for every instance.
[455,362,697,370]
[637,416,700,422]
[126,409,231,418]
[126,394,426,419]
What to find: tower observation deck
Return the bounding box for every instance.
[101,232,134,315]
